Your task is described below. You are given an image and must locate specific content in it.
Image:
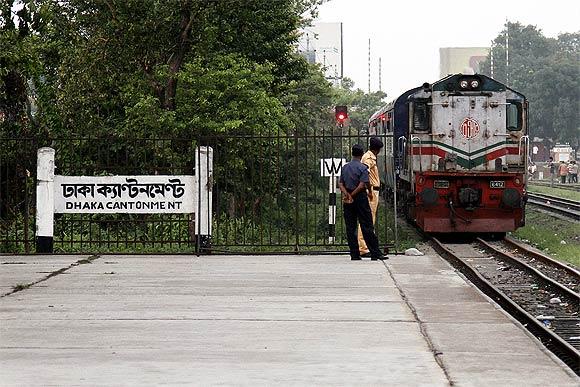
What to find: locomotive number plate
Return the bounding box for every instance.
[490,181,505,188]
[434,180,450,189]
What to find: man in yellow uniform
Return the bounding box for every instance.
[358,137,383,257]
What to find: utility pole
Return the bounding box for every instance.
[490,41,494,78]
[505,18,509,86]
[378,57,382,92]
[368,38,371,93]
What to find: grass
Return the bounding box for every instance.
[509,209,580,267]
[528,184,580,201]
[12,283,29,292]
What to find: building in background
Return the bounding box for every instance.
[439,47,489,77]
[297,22,343,85]
[552,144,574,162]
[530,138,551,162]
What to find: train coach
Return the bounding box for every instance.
[369,74,528,234]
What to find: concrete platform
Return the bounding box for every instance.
[0,253,577,386]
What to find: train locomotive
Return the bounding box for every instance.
[369,74,528,234]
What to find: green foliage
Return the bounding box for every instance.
[176,54,291,136]
[479,23,579,146]
[333,77,387,134]
[511,209,580,266]
[0,0,401,254]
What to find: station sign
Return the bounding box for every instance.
[54,175,194,213]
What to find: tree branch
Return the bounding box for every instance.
[163,6,196,110]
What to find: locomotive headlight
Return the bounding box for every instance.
[460,80,469,89]
[502,188,522,208]
[470,80,480,88]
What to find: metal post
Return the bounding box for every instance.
[505,19,509,86]
[490,41,495,78]
[392,151,399,253]
[194,146,213,252]
[368,38,371,93]
[378,57,382,92]
[36,147,55,253]
[328,176,337,243]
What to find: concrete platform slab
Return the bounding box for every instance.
[1,252,577,385]
[0,255,87,296]
[386,254,578,385]
[442,352,579,387]
[0,347,445,386]
[0,254,447,386]
[410,301,507,323]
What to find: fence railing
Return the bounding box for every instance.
[1,132,398,254]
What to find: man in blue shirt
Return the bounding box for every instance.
[339,144,385,261]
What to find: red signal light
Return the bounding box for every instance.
[335,106,348,125]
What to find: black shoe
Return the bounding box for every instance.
[361,252,372,258]
[351,256,361,260]
[371,254,388,261]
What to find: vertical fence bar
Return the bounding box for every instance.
[294,129,299,252]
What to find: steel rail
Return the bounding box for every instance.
[476,238,579,302]
[528,193,580,210]
[503,236,580,278]
[527,197,580,221]
[430,237,580,375]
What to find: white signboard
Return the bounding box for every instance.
[54,175,194,213]
[320,158,347,177]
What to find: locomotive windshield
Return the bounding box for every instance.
[506,101,522,131]
[412,100,430,131]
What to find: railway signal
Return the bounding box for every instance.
[335,105,348,127]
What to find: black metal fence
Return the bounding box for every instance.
[1,130,398,254]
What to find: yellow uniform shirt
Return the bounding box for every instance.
[361,150,380,188]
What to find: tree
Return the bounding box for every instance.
[480,22,579,146]
[333,77,387,134]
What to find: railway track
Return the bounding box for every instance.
[431,236,580,375]
[527,192,580,221]
[529,181,580,192]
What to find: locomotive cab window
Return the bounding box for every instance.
[412,100,430,132]
[506,101,522,131]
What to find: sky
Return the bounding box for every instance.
[315,0,580,98]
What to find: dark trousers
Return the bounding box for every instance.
[343,193,381,258]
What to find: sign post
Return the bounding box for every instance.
[35,147,213,253]
[320,158,346,243]
[36,148,55,253]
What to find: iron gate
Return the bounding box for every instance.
[1,130,398,254]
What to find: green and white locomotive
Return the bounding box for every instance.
[369,74,528,234]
